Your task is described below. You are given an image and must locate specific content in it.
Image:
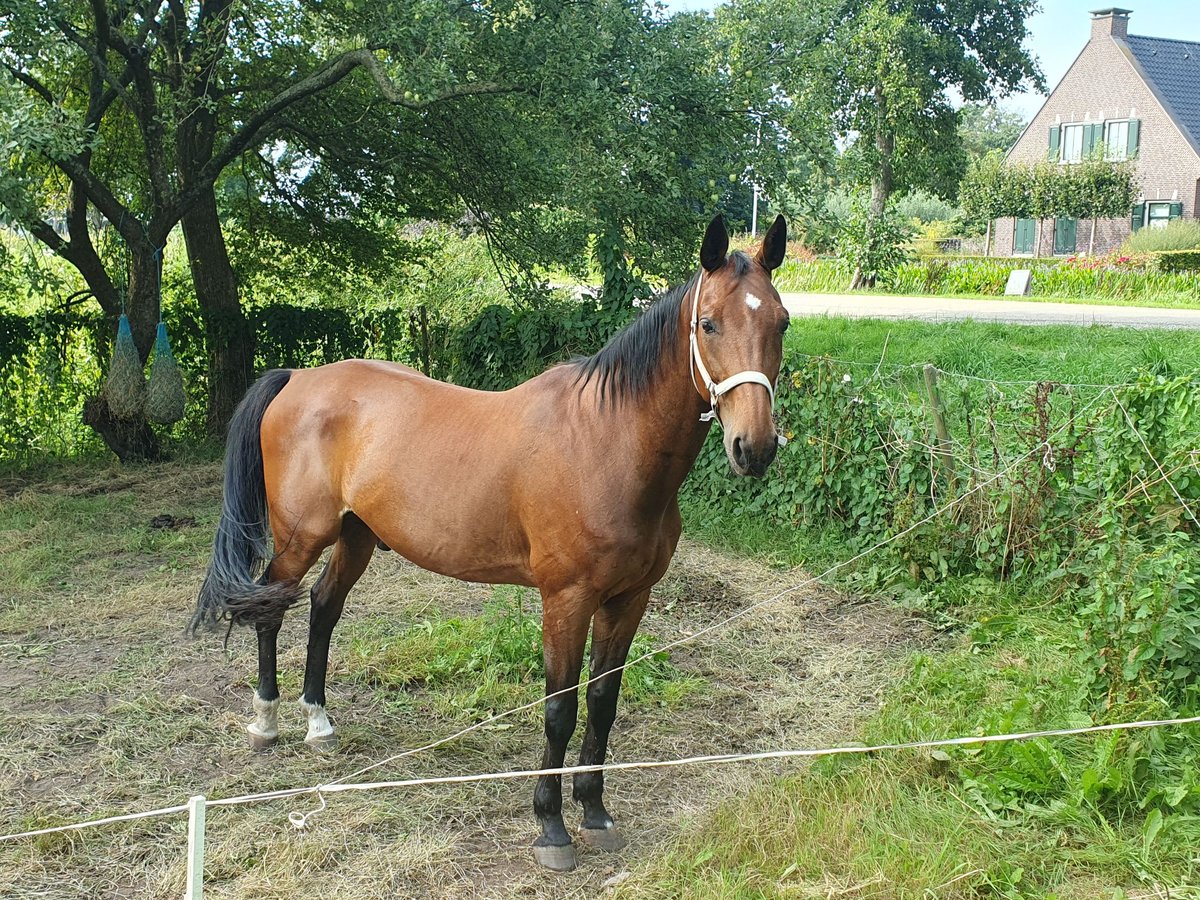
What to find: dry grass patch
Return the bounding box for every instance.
[0,460,928,897]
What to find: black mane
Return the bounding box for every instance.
[570,251,754,407]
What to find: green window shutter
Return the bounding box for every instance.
[1131,202,1145,232]
[1054,217,1077,254]
[1127,119,1140,157]
[1015,218,1035,253]
[1082,124,1096,157]
[1048,125,1061,160]
[1170,201,1184,220]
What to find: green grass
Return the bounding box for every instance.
[629,317,1200,897]
[783,316,1200,385]
[620,570,1200,897]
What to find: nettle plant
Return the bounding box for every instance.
[1074,375,1200,716]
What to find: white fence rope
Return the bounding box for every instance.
[0,386,1120,848]
[791,353,1134,390]
[5,714,1200,844]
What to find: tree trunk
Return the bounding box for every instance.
[1034,219,1043,258]
[126,242,163,362]
[984,220,992,258]
[83,395,161,463]
[850,95,894,291]
[182,189,254,436]
[1088,218,1097,256]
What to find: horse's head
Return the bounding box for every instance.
[690,213,789,477]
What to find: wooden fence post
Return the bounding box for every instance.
[923,365,957,491]
[185,795,205,900]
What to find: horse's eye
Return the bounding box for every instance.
[780,317,790,334]
[701,318,716,335]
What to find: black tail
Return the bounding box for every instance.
[191,369,305,634]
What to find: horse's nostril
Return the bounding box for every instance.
[732,437,747,468]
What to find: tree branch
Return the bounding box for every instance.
[184,48,521,208]
[3,63,56,106]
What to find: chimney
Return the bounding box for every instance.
[1091,8,1132,40]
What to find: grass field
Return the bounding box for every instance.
[3,317,1199,897]
[784,316,1200,385]
[0,458,926,898]
[774,259,1200,311]
[614,318,1200,898]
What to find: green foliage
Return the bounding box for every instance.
[962,155,1138,225]
[662,344,1200,898]
[774,254,1200,306]
[1075,376,1200,714]
[957,103,1027,165]
[837,195,913,287]
[1153,250,1200,274]
[960,150,1020,223]
[1124,220,1200,254]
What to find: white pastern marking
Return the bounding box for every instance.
[744,292,763,311]
[300,699,335,741]
[248,694,280,739]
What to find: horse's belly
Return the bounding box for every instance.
[356,491,535,587]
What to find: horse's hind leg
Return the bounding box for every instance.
[247,621,283,751]
[572,588,650,852]
[246,537,326,751]
[300,514,376,749]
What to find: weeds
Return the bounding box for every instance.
[343,586,702,719]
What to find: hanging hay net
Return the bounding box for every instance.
[103,314,146,420]
[146,321,186,424]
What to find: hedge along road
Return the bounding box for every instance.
[781,292,1200,329]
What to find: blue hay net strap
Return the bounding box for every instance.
[155,321,173,359]
[117,314,134,342]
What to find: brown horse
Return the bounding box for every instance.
[192,214,789,871]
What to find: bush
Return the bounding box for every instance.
[1122,219,1200,253]
[1152,249,1200,273]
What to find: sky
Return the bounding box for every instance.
[661,0,1200,121]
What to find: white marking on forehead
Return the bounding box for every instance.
[744,292,763,311]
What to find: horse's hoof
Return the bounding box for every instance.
[247,729,277,752]
[532,843,577,872]
[304,732,338,753]
[579,824,627,852]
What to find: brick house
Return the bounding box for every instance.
[992,8,1200,257]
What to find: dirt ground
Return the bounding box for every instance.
[0,462,932,898]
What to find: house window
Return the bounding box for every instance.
[1061,124,1086,162]
[1147,202,1173,229]
[1134,201,1184,231]
[1104,120,1130,160]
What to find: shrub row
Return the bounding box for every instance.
[776,254,1200,300]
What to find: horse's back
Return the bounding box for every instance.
[257,359,559,584]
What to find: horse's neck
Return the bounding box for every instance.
[627,307,714,502]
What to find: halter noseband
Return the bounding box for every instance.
[689,270,787,446]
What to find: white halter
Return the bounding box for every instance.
[688,270,787,446]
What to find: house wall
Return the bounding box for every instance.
[992,12,1200,257]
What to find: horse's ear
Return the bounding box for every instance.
[700,214,729,273]
[755,215,787,274]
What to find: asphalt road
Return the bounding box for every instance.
[779,292,1200,330]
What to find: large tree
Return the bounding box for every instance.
[958,102,1028,166]
[1,1,750,459]
[823,0,1043,286]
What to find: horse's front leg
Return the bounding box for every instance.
[572,588,649,852]
[531,591,592,872]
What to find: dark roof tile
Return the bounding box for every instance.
[1126,34,1200,151]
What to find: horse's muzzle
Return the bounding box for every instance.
[729,434,778,478]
